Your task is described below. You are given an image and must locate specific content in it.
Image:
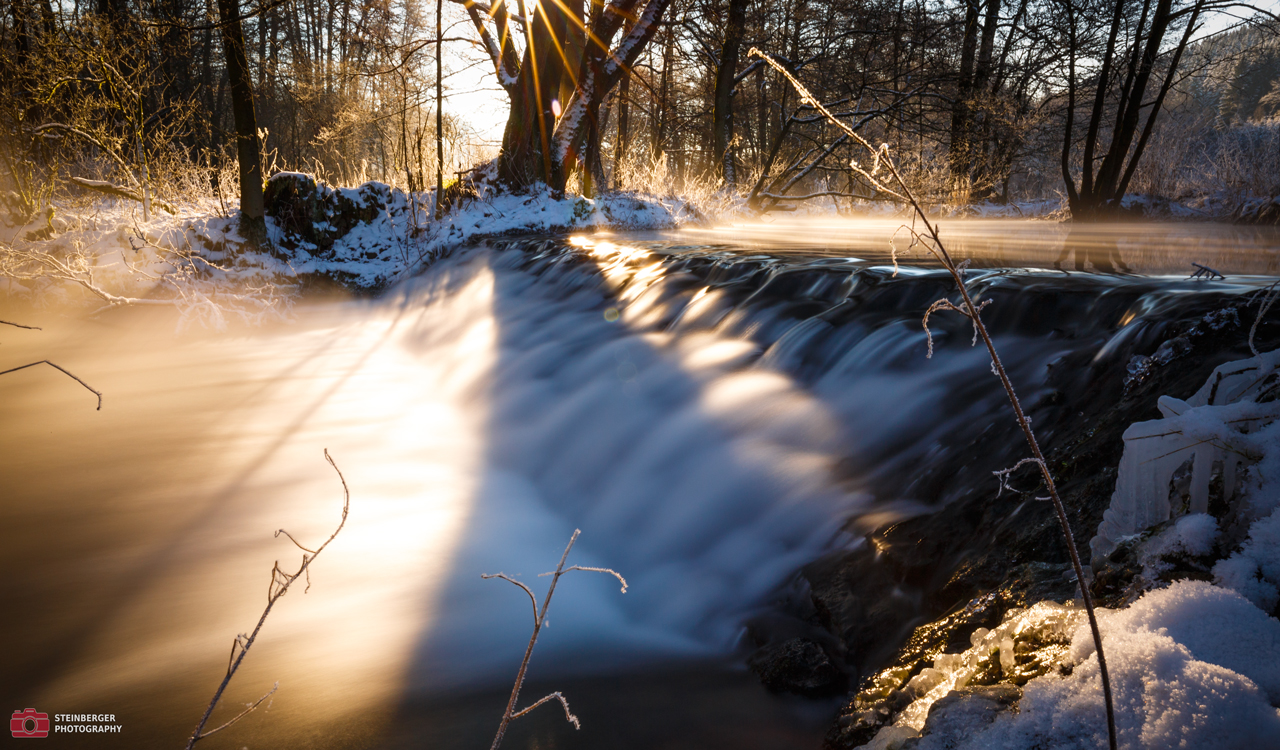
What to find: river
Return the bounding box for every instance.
[2,218,1277,749]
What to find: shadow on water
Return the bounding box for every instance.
[1053,229,1131,273]
[386,245,857,749]
[1,218,1276,749]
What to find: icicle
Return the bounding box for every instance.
[1089,351,1280,567]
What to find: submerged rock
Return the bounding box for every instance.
[748,637,847,697]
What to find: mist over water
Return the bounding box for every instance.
[678,218,1280,275]
[1,219,1274,748]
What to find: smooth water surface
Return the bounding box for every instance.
[675,217,1280,275]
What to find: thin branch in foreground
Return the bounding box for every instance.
[749,48,1118,750]
[0,319,41,330]
[0,360,103,410]
[486,530,626,750]
[184,450,350,749]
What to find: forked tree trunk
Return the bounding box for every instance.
[497,0,577,187]
[492,0,672,194]
[1064,0,1205,219]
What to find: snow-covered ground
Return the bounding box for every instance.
[860,350,1280,750]
[261,172,709,288]
[0,176,713,324]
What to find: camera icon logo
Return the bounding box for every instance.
[10,709,50,738]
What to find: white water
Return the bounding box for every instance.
[402,246,862,689]
[0,242,866,745]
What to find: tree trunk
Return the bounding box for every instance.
[1066,0,1205,219]
[615,70,631,177]
[949,0,981,186]
[217,0,265,233]
[436,0,444,217]
[713,0,748,185]
[490,0,672,192]
[967,0,1000,194]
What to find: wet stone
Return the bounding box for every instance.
[911,684,1023,746]
[747,637,847,697]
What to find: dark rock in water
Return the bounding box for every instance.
[260,172,416,289]
[748,637,847,697]
[909,685,1022,746]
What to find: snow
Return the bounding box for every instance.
[1145,513,1219,559]
[0,199,296,329]
[868,348,1280,750]
[0,175,709,321]
[993,585,1280,750]
[262,173,706,289]
[1215,508,1280,612]
[1091,350,1280,566]
[864,582,1280,750]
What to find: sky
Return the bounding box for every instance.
[441,0,1280,148]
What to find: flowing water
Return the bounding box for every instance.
[1,219,1277,749]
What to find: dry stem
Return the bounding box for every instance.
[749,48,1118,750]
[486,529,626,750]
[184,449,350,749]
[0,359,102,409]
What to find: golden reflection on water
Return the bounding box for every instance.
[0,264,498,747]
[683,218,1280,276]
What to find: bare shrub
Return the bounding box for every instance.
[0,319,102,409]
[486,529,627,750]
[185,450,350,749]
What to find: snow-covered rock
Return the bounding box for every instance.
[858,582,1280,750]
[262,172,707,289]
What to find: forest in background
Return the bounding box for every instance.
[1,0,1278,226]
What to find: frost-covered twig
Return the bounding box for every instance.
[184,450,350,749]
[1249,280,1279,358]
[993,458,1048,497]
[1,239,173,308]
[751,47,1118,750]
[486,529,625,750]
[69,177,177,215]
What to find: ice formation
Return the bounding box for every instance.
[1090,350,1280,566]
[895,602,1083,733]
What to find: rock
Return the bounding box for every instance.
[748,637,847,697]
[263,172,388,258]
[913,685,1022,746]
[816,297,1280,747]
[1233,195,1280,226]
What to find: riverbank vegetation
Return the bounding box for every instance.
[1,0,1278,232]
